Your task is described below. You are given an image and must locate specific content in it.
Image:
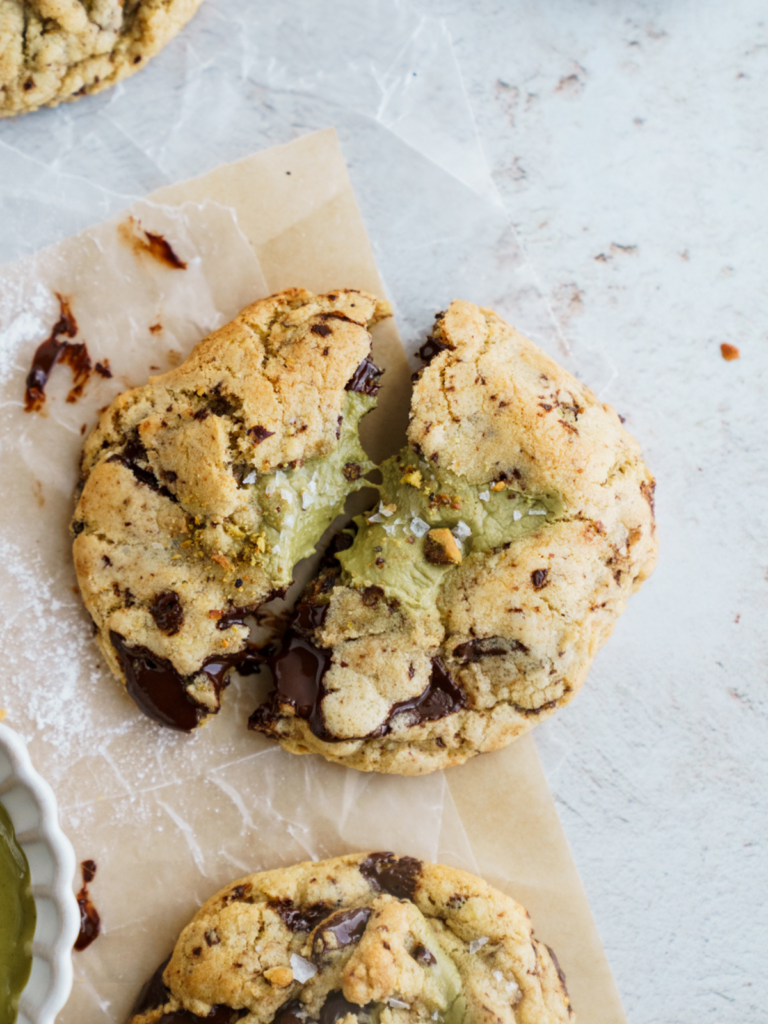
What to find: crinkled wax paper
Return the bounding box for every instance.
[0,3,624,1022]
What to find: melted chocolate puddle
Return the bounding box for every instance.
[110,632,244,732]
[74,859,101,952]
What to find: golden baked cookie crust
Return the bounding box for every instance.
[128,853,574,1024]
[0,0,205,117]
[251,301,657,773]
[72,287,390,731]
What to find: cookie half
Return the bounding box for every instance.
[72,288,390,730]
[250,300,658,773]
[0,0,205,118]
[128,852,573,1024]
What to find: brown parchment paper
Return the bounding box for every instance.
[0,129,625,1024]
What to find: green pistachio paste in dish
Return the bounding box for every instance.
[0,803,35,1024]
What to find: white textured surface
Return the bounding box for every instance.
[0,2,766,1022]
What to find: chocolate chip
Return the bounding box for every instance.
[249,425,276,444]
[361,586,384,607]
[531,569,549,590]
[311,323,333,337]
[149,591,184,636]
[343,462,362,481]
[413,944,436,966]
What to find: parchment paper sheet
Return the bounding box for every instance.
[0,130,625,1024]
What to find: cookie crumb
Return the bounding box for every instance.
[424,529,462,565]
[264,967,293,987]
[720,343,740,361]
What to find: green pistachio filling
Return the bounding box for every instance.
[0,802,35,1024]
[244,391,377,587]
[337,450,563,610]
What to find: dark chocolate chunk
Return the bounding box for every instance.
[345,355,382,396]
[531,568,549,590]
[269,899,332,933]
[452,637,529,660]
[249,631,335,742]
[381,658,466,731]
[418,333,449,364]
[359,852,421,900]
[311,323,333,337]
[107,436,177,502]
[150,592,184,636]
[361,586,383,607]
[319,991,373,1024]
[313,907,371,963]
[412,944,436,966]
[249,425,276,444]
[273,1001,315,1024]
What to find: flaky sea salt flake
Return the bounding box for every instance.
[468,936,488,954]
[388,999,410,1010]
[410,517,429,538]
[290,954,316,983]
[453,520,471,541]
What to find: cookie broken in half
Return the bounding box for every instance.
[249,300,657,774]
[72,288,390,730]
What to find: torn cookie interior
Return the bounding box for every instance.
[71,289,390,731]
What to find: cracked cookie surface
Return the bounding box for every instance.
[0,0,204,117]
[72,287,390,730]
[251,300,658,774]
[128,852,574,1024]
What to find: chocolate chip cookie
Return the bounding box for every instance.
[72,288,390,730]
[250,300,658,773]
[128,852,574,1024]
[0,0,205,118]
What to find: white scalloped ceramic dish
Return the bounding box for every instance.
[0,723,80,1024]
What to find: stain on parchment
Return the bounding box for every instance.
[118,216,187,270]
